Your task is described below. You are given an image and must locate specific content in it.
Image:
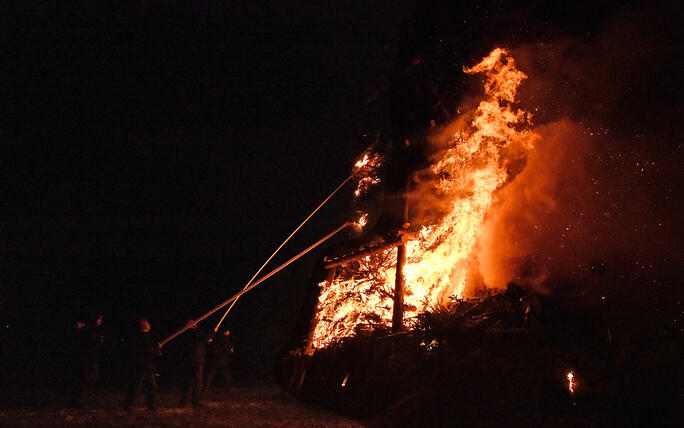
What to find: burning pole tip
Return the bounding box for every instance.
[354,154,370,169]
[352,152,382,198]
[566,371,576,395]
[353,213,368,230]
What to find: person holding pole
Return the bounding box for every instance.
[177,319,208,407]
[204,329,234,394]
[124,318,157,412]
[72,312,104,408]
[69,316,87,408]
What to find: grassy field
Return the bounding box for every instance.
[0,385,363,427]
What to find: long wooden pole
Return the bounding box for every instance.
[211,172,358,335]
[159,222,353,348]
[322,239,404,269]
[392,243,407,333]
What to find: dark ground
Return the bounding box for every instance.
[0,384,362,428]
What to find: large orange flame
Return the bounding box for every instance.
[312,48,537,348]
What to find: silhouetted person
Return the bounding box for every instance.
[204,329,234,393]
[70,318,87,407]
[71,314,104,408]
[177,319,207,407]
[125,318,157,411]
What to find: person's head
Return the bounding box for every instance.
[185,319,198,329]
[222,329,230,337]
[138,318,151,332]
[94,315,103,327]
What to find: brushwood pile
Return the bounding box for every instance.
[276,284,681,426]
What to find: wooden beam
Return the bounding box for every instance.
[392,242,406,332]
[323,239,404,269]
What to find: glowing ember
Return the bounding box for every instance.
[566,371,576,394]
[354,176,381,197]
[353,213,368,230]
[353,152,383,197]
[312,48,537,348]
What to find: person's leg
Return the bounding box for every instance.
[125,371,143,409]
[84,363,100,407]
[75,365,90,407]
[179,369,190,406]
[71,365,83,407]
[204,365,216,393]
[144,369,156,410]
[191,365,204,405]
[219,363,231,388]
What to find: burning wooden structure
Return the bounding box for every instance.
[292,48,535,355]
[277,48,538,402]
[270,3,682,425]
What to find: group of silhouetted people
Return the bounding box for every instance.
[71,315,234,411]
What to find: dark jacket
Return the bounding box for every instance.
[72,326,89,367]
[129,330,156,370]
[85,325,104,363]
[207,335,234,366]
[73,325,103,366]
[178,328,207,366]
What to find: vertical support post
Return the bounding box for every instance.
[392,176,410,333]
[392,242,406,333]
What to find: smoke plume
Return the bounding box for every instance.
[474,4,682,295]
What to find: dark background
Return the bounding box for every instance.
[1,0,681,389]
[1,0,412,384]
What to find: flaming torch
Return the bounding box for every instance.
[353,153,382,198]
[354,154,370,169]
[566,370,577,405]
[353,213,368,230]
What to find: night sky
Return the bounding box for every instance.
[2,1,413,380]
[2,0,681,382]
